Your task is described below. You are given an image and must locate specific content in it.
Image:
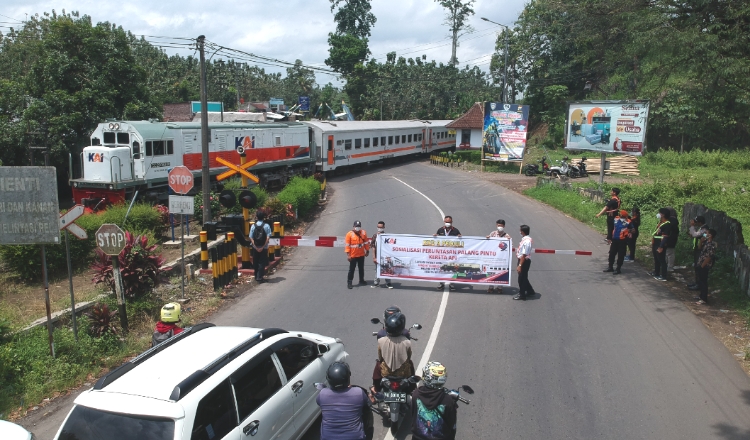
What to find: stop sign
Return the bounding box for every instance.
[96,224,127,256]
[168,166,194,194]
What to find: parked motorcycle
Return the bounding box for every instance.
[524,156,550,176]
[568,156,589,178]
[549,157,571,178]
[370,317,422,433]
[578,157,589,177]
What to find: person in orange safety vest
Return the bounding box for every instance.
[346,220,370,289]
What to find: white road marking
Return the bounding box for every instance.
[384,177,450,440]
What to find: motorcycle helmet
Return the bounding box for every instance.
[160,303,181,323]
[385,312,406,336]
[422,361,447,389]
[384,305,401,321]
[326,361,351,390]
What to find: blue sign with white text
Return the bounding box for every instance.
[298,96,310,111]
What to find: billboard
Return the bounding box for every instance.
[375,234,513,287]
[566,101,650,155]
[298,96,310,111]
[190,101,224,113]
[482,103,529,161]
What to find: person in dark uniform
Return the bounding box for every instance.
[649,208,672,282]
[624,207,640,262]
[603,210,631,275]
[687,216,708,289]
[596,187,621,242]
[434,216,461,291]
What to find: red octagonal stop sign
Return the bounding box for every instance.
[168,166,194,194]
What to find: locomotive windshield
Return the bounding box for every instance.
[102,132,129,144]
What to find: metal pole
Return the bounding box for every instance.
[112,256,129,334]
[599,152,606,191]
[198,35,211,225]
[181,218,185,298]
[41,245,55,357]
[504,33,509,104]
[64,230,78,341]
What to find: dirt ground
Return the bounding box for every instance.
[451,162,750,376]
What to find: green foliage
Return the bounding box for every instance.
[524,185,608,232]
[276,176,321,219]
[435,0,476,65]
[329,0,377,39]
[85,303,119,337]
[0,324,124,415]
[262,198,292,222]
[90,232,168,300]
[193,191,222,219]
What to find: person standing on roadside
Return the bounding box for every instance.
[596,187,621,242]
[434,216,461,291]
[514,225,535,300]
[345,220,370,289]
[650,208,671,282]
[603,210,631,275]
[249,211,272,283]
[695,229,717,305]
[687,216,708,290]
[624,207,640,262]
[486,219,509,293]
[370,220,393,289]
[665,206,679,272]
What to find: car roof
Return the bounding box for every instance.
[0,420,31,440]
[102,326,265,401]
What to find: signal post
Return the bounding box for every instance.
[240,150,251,269]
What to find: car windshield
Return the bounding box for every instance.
[58,405,174,440]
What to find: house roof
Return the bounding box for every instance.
[162,102,193,122]
[250,102,268,110]
[446,102,484,129]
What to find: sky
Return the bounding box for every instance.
[0,0,526,87]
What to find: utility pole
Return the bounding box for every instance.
[198,35,211,225]
[481,17,510,103]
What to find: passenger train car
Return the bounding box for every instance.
[70,119,454,205]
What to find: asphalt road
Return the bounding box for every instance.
[23,160,750,439]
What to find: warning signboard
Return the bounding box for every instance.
[0,167,60,245]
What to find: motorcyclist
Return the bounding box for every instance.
[376,306,412,339]
[152,303,184,347]
[316,362,372,440]
[373,312,413,395]
[411,361,458,440]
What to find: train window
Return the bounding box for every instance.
[388,136,393,145]
[103,132,116,144]
[408,134,412,143]
[381,136,386,146]
[364,138,370,148]
[146,141,153,156]
[153,140,165,156]
[419,134,423,141]
[275,136,282,146]
[117,133,129,144]
[344,139,352,150]
[92,137,101,146]
[402,135,406,143]
[132,142,141,159]
[394,135,400,145]
[355,139,362,149]
[167,140,174,155]
[373,137,379,147]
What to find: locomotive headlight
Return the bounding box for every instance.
[73,182,79,187]
[108,185,114,190]
[108,123,115,129]
[113,123,120,130]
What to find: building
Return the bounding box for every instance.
[446,102,484,150]
[162,102,193,122]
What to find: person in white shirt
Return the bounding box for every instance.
[514,225,535,301]
[486,219,509,293]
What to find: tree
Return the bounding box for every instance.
[435,0,476,66]
[330,0,377,39]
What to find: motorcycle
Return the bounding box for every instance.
[578,157,589,177]
[568,156,589,178]
[524,156,550,177]
[370,317,422,433]
[549,157,571,178]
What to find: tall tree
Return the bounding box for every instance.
[435,0,475,66]
[330,0,377,39]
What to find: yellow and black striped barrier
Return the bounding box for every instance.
[200,231,209,270]
[209,232,240,290]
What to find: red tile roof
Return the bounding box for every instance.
[447,102,484,129]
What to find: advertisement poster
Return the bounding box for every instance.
[482,103,529,162]
[376,234,513,286]
[566,101,650,156]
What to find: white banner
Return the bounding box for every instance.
[376,234,513,286]
[168,195,194,215]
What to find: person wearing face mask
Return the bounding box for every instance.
[485,219,509,293]
[249,210,273,283]
[686,216,708,290]
[649,208,671,281]
[694,229,717,305]
[434,216,462,291]
[624,207,640,262]
[345,220,370,289]
[596,187,621,242]
[370,221,393,289]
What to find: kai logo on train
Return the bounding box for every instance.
[234,136,255,150]
[88,153,104,162]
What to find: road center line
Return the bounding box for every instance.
[384,176,450,440]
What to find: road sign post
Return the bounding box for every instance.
[96,224,128,333]
[168,167,194,300]
[59,205,86,341]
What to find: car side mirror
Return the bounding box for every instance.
[370,318,381,325]
[408,375,422,384]
[317,344,329,356]
[412,323,422,330]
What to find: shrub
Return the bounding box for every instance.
[85,303,119,337]
[277,176,321,218]
[193,191,222,218]
[91,232,169,300]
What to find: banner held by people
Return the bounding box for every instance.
[376,234,513,286]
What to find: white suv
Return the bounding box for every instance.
[53,324,348,440]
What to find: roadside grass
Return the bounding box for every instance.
[0,276,222,419]
[524,183,750,325]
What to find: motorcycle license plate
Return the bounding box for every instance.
[383,392,406,403]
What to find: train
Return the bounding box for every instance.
[69,119,455,206]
